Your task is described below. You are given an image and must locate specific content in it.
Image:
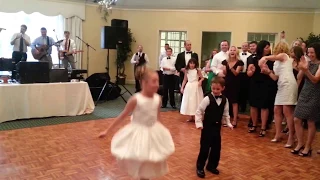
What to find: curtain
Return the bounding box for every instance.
[65,16,83,69]
[0,11,64,65]
[0,0,85,20]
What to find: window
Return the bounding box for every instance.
[247,32,277,50]
[159,31,187,56]
[0,11,64,65]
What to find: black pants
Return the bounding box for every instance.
[197,127,221,170]
[239,73,249,112]
[179,72,184,101]
[12,51,27,79]
[134,66,141,92]
[162,74,175,106]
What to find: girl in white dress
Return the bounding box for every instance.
[180,58,204,122]
[259,42,298,147]
[99,67,175,180]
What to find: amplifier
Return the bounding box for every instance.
[16,62,50,84]
[50,69,68,82]
[0,58,14,71]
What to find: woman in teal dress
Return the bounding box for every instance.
[205,49,218,92]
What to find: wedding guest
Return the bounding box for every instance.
[160,48,177,109]
[239,42,251,112]
[130,45,149,92]
[247,40,276,137]
[291,43,320,157]
[259,42,298,147]
[221,46,244,127]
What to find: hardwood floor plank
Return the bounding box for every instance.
[0,111,319,179]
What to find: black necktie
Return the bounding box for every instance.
[215,95,222,99]
[242,53,247,55]
[167,57,170,59]
[186,51,192,54]
[19,35,23,52]
[138,53,141,57]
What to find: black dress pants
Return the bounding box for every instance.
[162,74,175,106]
[134,66,141,92]
[196,127,221,170]
[12,51,27,79]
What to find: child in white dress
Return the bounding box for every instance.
[180,58,204,122]
[99,66,175,180]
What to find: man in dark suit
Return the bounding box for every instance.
[175,40,199,97]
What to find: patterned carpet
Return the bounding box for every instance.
[0,85,179,131]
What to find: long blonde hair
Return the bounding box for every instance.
[273,41,290,55]
[227,46,240,61]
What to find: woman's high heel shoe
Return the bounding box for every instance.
[291,146,305,154]
[259,129,266,137]
[284,144,293,148]
[271,138,281,143]
[299,149,312,157]
[248,126,256,133]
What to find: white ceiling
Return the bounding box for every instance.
[70,0,320,11]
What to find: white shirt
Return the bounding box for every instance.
[60,38,76,53]
[130,52,150,64]
[160,56,176,75]
[184,51,192,65]
[159,51,167,70]
[239,51,251,72]
[211,51,228,74]
[10,33,31,52]
[195,94,232,129]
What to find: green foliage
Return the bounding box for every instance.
[116,29,136,77]
[300,32,320,45]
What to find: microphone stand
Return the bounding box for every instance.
[76,36,96,76]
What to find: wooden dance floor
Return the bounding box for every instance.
[0,111,319,180]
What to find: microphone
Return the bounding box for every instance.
[76,36,80,39]
[53,29,55,32]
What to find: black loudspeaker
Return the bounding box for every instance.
[16,62,50,84]
[101,26,117,49]
[101,26,129,49]
[111,19,128,28]
[50,69,68,82]
[86,73,121,100]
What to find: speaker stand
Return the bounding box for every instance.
[95,49,132,106]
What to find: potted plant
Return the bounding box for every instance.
[300,32,320,45]
[116,29,136,85]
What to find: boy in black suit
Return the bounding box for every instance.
[195,77,233,178]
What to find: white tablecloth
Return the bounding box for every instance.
[0,82,95,123]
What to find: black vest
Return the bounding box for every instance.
[203,93,227,129]
[136,52,146,66]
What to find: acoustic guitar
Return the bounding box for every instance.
[31,40,62,60]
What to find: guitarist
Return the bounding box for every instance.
[130,45,149,92]
[60,31,76,69]
[31,27,56,69]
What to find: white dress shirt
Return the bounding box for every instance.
[239,51,251,72]
[10,33,31,52]
[60,38,76,52]
[210,51,228,74]
[159,51,167,70]
[184,51,192,65]
[160,56,176,75]
[131,52,150,64]
[195,94,232,129]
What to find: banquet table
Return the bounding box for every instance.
[0,81,95,123]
